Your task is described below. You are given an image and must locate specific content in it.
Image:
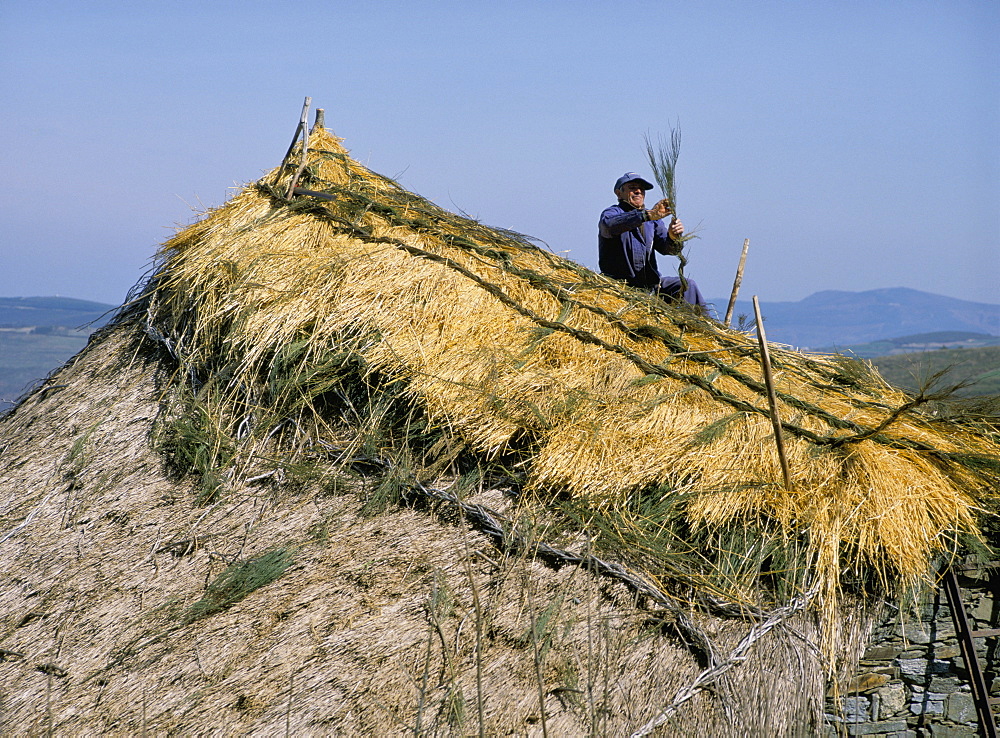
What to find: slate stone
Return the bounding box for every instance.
[929,724,978,738]
[899,658,928,677]
[863,645,900,661]
[843,695,870,721]
[896,623,935,644]
[845,721,908,736]
[927,676,963,692]
[934,644,961,660]
[910,691,946,715]
[972,594,994,622]
[844,672,891,694]
[944,692,977,724]
[875,683,907,715]
[899,658,951,679]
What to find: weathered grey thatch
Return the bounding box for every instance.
[0,321,874,736]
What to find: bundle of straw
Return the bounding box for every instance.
[645,127,695,294]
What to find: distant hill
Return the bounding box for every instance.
[711,287,1000,348]
[870,345,1000,398]
[814,331,1000,359]
[0,297,116,412]
[0,296,116,329]
[805,330,1000,402]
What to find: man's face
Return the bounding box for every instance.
[617,181,647,209]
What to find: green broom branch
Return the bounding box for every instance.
[644,127,694,297]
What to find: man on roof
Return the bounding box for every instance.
[598,172,706,309]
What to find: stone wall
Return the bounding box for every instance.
[825,563,999,737]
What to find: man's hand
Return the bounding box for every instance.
[646,198,673,221]
[668,217,685,241]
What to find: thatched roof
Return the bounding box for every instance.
[2,120,998,735]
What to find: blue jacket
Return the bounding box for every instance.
[598,201,681,289]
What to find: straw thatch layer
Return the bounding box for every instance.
[144,127,999,633]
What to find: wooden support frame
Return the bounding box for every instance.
[943,567,999,737]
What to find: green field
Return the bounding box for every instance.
[870,345,1000,398]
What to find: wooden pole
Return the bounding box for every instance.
[278,96,311,174]
[724,238,750,327]
[752,295,792,490]
[311,108,325,133]
[285,97,313,199]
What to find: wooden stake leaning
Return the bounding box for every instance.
[278,96,311,178]
[752,295,792,490]
[724,238,750,327]
[285,98,313,200]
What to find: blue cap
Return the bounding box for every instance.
[614,172,654,192]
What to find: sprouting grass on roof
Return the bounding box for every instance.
[182,548,293,624]
[142,126,1000,659]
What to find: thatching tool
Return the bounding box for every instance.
[724,238,750,327]
[752,295,792,490]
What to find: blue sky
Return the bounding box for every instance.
[1,0,997,306]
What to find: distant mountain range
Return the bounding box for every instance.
[2,289,998,414]
[0,296,116,330]
[709,287,1000,348]
[3,288,998,349]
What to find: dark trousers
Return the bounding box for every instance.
[656,276,706,308]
